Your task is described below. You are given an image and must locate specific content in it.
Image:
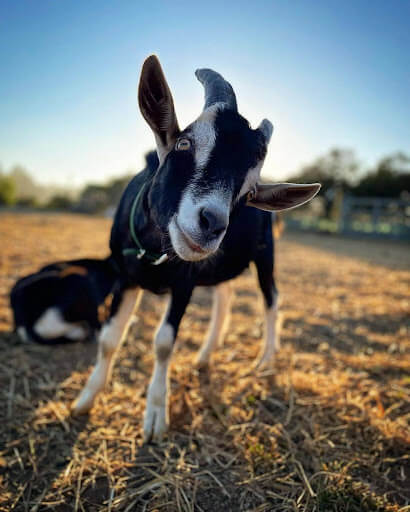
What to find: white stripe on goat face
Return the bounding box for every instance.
[168,103,233,260]
[191,103,221,170]
[238,160,264,199]
[177,184,231,238]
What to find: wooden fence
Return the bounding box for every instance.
[339,195,410,239]
[285,194,410,240]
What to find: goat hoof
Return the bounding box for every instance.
[71,391,95,416]
[195,352,211,369]
[254,352,276,372]
[143,402,168,443]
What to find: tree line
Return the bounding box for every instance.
[1,149,409,213]
[0,164,133,214]
[288,149,410,199]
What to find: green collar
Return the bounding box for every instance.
[122,183,169,265]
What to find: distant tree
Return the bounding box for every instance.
[76,184,109,213]
[105,175,132,207]
[0,174,16,205]
[353,152,410,198]
[46,195,73,210]
[74,173,133,214]
[288,148,360,193]
[15,196,39,208]
[9,165,40,200]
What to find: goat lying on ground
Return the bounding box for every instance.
[72,55,320,441]
[10,258,118,344]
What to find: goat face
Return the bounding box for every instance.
[139,56,319,261]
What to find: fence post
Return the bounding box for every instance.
[339,194,351,234]
[371,199,382,233]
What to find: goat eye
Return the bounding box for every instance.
[176,138,191,151]
[247,187,257,201]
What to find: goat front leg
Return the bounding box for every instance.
[196,281,233,367]
[72,287,141,415]
[144,286,192,442]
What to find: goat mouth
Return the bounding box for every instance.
[174,219,208,254]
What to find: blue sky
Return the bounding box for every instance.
[1,0,409,186]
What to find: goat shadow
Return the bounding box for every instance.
[0,328,96,510]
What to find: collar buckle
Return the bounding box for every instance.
[152,254,169,265]
[137,249,146,260]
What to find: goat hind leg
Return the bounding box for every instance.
[255,291,281,369]
[196,281,233,367]
[254,243,281,370]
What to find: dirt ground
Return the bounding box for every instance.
[0,213,409,512]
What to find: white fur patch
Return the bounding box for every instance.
[255,303,281,369]
[66,325,87,340]
[34,308,87,341]
[168,217,205,261]
[265,305,279,353]
[144,302,175,441]
[169,187,231,261]
[34,308,75,339]
[178,187,230,235]
[191,104,221,170]
[238,160,264,199]
[99,289,139,353]
[154,322,174,357]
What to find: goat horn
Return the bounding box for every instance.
[195,68,238,111]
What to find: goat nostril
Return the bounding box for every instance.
[199,208,227,237]
[213,227,225,237]
[199,208,210,231]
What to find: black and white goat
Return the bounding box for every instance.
[10,258,118,344]
[72,56,320,441]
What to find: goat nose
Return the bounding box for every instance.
[199,207,227,238]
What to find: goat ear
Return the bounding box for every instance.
[247,183,321,211]
[138,55,180,161]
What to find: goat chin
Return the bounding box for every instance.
[168,218,217,262]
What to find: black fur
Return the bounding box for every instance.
[10,257,118,344]
[193,110,266,198]
[62,59,320,438]
[109,147,277,336]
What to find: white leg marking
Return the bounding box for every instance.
[196,282,233,366]
[72,288,141,415]
[255,297,281,370]
[144,298,174,442]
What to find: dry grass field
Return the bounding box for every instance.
[0,213,409,511]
